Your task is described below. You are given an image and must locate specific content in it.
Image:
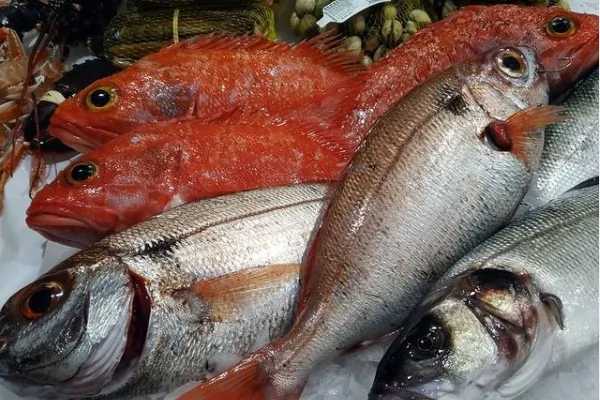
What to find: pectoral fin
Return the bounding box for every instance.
[540,292,565,330]
[184,264,301,321]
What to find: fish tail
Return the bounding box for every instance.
[172,345,303,400]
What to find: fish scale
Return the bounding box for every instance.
[370,183,598,400]
[0,184,331,399]
[443,185,599,371]
[172,45,563,400]
[103,184,328,282]
[531,68,599,205]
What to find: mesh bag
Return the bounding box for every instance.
[291,0,569,65]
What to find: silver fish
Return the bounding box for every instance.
[370,182,599,400]
[519,66,599,212]
[0,183,330,399]
[171,45,565,400]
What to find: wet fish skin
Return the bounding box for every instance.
[522,66,599,209]
[370,183,599,400]
[0,184,329,399]
[344,5,599,148]
[47,6,599,154]
[48,32,364,153]
[173,45,559,400]
[26,114,353,248]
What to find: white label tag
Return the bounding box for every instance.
[317,0,392,28]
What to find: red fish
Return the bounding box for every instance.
[168,42,567,400]
[26,113,354,248]
[47,32,364,152]
[48,5,598,154]
[339,5,599,150]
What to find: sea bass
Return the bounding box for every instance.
[48,32,364,152]
[370,181,599,400]
[173,46,565,400]
[47,5,599,153]
[0,184,329,399]
[519,66,599,212]
[26,115,353,248]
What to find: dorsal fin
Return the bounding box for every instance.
[158,32,292,54]
[155,30,366,76]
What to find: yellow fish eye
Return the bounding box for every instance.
[66,161,98,185]
[495,50,527,79]
[546,16,577,38]
[85,86,117,110]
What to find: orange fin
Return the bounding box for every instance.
[293,30,366,75]
[188,264,301,320]
[486,105,569,167]
[158,32,291,54]
[157,30,365,76]
[171,349,305,400]
[172,355,269,400]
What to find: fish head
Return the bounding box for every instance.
[459,5,598,98]
[369,268,558,400]
[462,45,550,107]
[457,45,568,172]
[0,252,151,398]
[26,131,181,248]
[47,62,195,153]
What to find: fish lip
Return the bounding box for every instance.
[26,204,118,248]
[48,117,118,153]
[544,37,599,98]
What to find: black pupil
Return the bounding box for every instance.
[70,164,95,182]
[502,55,522,72]
[90,89,111,107]
[417,336,434,352]
[28,288,54,315]
[551,17,572,34]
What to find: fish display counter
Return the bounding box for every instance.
[0,0,597,399]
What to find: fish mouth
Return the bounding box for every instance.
[48,117,118,153]
[544,37,599,98]
[26,204,118,248]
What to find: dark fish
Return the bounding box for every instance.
[370,183,598,400]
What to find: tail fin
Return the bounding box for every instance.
[169,349,303,400]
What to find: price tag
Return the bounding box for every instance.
[317,0,391,28]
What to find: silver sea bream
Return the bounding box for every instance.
[0,184,329,399]
[370,182,599,400]
[171,45,565,400]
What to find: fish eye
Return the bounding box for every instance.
[20,283,64,320]
[407,323,446,361]
[66,161,98,185]
[546,16,576,37]
[495,50,527,79]
[85,86,116,110]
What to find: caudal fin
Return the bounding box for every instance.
[170,349,303,400]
